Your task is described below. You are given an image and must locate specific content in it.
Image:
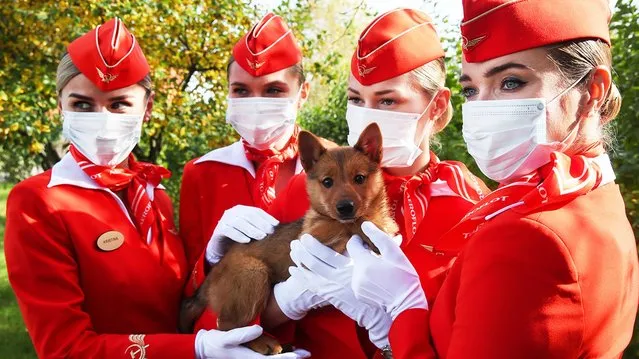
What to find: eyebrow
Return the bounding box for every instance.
[108,95,132,101]
[460,62,532,83]
[264,80,289,88]
[68,93,94,101]
[347,87,360,95]
[373,89,397,96]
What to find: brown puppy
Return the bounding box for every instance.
[179,123,398,354]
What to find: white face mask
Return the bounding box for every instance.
[226,90,302,150]
[62,111,144,168]
[462,73,588,183]
[346,95,437,168]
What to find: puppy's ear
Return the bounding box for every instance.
[354,123,383,164]
[299,131,327,172]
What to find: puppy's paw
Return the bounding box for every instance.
[245,334,284,355]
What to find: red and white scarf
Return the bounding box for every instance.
[70,146,171,244]
[243,126,300,210]
[384,152,490,245]
[434,152,604,254]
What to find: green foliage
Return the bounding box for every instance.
[614,2,639,355]
[611,0,639,238]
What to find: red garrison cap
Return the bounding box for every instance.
[351,8,445,85]
[461,0,611,63]
[232,13,303,77]
[67,18,150,91]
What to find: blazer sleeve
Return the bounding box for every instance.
[388,308,437,359]
[4,184,197,359]
[180,160,205,269]
[444,217,583,359]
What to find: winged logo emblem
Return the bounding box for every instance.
[358,64,377,77]
[247,58,266,70]
[462,35,487,51]
[96,67,118,83]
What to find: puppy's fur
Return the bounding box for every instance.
[179,123,398,354]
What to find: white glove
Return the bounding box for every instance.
[206,205,279,264]
[347,221,428,321]
[273,259,328,320]
[290,234,391,349]
[194,325,310,359]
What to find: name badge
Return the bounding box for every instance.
[97,231,125,251]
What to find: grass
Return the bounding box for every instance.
[0,183,37,359]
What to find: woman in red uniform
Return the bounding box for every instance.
[263,8,489,359]
[299,1,639,358]
[179,12,310,269]
[4,18,307,359]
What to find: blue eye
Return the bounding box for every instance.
[501,77,526,91]
[348,97,362,105]
[380,98,395,106]
[461,87,478,99]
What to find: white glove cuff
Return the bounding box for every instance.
[194,329,206,359]
[273,280,309,320]
[389,282,428,321]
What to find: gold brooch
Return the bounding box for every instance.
[358,64,376,77]
[462,35,487,51]
[247,58,265,70]
[96,67,118,83]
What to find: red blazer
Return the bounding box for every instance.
[389,183,639,359]
[267,172,481,359]
[4,154,195,359]
[180,141,302,269]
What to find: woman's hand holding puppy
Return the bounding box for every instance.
[289,234,392,349]
[348,221,428,320]
[194,325,310,359]
[206,205,279,264]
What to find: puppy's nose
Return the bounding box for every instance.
[336,200,355,218]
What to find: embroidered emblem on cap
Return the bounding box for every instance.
[462,35,487,51]
[358,64,377,77]
[96,67,118,83]
[125,334,149,359]
[247,58,266,70]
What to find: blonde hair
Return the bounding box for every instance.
[546,40,621,148]
[409,57,453,133]
[56,53,152,96]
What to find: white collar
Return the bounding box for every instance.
[194,140,303,178]
[48,153,165,192]
[591,153,616,186]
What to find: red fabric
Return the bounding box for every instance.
[68,18,150,91]
[179,150,298,335]
[4,170,195,359]
[388,161,638,357]
[383,152,489,244]
[70,146,171,244]
[265,161,486,358]
[351,8,444,85]
[434,152,603,253]
[244,126,300,210]
[460,0,611,63]
[233,12,302,77]
[179,158,257,269]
